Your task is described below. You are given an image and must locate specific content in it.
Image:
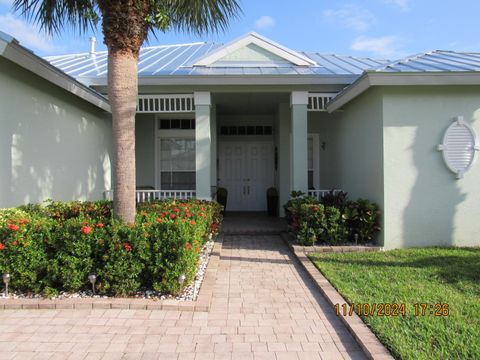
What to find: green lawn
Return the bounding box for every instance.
[309,248,480,360]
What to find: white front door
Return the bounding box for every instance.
[218,140,274,211]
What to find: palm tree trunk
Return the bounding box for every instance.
[108,49,138,223]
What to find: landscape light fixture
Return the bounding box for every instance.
[178,274,186,287]
[88,274,97,294]
[2,273,10,297]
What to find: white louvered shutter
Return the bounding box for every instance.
[437,116,480,179]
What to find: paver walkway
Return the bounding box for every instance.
[0,233,366,360]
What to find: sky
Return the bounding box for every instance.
[1,0,480,60]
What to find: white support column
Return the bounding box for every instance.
[290,91,309,193]
[210,104,217,195]
[194,92,212,200]
[278,103,291,216]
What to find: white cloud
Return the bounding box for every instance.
[254,16,275,30]
[351,35,405,59]
[323,4,376,32]
[0,13,59,53]
[384,0,410,12]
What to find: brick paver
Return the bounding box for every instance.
[0,234,366,360]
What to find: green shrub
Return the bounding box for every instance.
[283,191,318,231]
[284,191,380,246]
[343,199,381,244]
[39,200,112,222]
[320,190,349,212]
[48,217,99,291]
[95,221,150,296]
[0,211,53,292]
[0,199,222,296]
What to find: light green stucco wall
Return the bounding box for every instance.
[382,86,480,249]
[135,114,155,188]
[308,112,340,189]
[334,88,385,245]
[0,58,112,208]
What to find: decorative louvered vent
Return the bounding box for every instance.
[137,94,195,113]
[437,116,479,179]
[307,93,337,111]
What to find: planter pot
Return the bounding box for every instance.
[216,188,228,214]
[266,187,279,216]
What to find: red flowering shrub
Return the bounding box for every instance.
[80,226,92,235]
[0,199,223,296]
[0,209,52,292]
[8,224,19,231]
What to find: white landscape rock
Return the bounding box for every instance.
[0,239,216,301]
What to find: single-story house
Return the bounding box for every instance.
[1,31,479,249]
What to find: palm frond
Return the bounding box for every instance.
[12,0,99,35]
[159,0,242,35]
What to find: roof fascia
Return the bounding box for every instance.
[327,72,480,112]
[193,32,316,67]
[88,74,357,86]
[0,36,111,113]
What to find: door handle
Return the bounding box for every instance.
[247,186,250,195]
[243,186,246,195]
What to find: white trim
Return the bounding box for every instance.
[308,134,320,190]
[193,91,211,106]
[327,72,480,112]
[85,74,358,87]
[155,117,196,189]
[193,32,317,67]
[291,91,309,106]
[0,33,110,112]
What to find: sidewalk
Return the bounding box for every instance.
[0,232,365,360]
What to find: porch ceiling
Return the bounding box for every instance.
[214,92,289,115]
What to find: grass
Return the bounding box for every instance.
[309,248,480,360]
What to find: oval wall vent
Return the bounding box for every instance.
[437,116,479,179]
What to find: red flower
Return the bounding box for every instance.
[156,218,163,223]
[185,212,192,218]
[18,218,29,225]
[190,220,196,225]
[174,207,180,213]
[185,243,192,250]
[160,212,167,218]
[12,241,18,246]
[8,224,19,231]
[123,242,133,252]
[81,226,92,235]
[95,223,104,228]
[0,243,5,251]
[171,213,177,219]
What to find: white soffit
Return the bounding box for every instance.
[193,32,317,67]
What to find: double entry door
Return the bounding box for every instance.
[218,140,274,211]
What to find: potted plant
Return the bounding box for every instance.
[216,187,228,214]
[266,187,279,216]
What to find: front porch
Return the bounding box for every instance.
[125,91,341,214]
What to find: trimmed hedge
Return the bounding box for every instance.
[284,191,380,246]
[0,200,222,296]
